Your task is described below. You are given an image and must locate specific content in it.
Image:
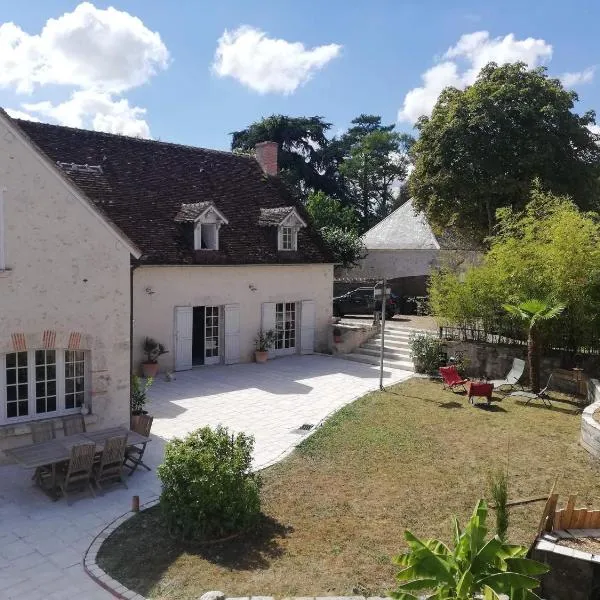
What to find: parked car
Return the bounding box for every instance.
[333,287,398,320]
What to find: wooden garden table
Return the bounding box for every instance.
[5,426,150,500]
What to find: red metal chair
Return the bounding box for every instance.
[439,366,469,392]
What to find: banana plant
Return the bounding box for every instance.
[503,299,565,393]
[391,500,548,600]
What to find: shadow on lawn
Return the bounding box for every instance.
[185,514,293,570]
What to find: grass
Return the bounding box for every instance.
[97,378,600,599]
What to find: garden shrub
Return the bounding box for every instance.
[409,332,443,375]
[157,425,261,540]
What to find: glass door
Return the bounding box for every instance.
[275,302,297,355]
[204,306,220,365]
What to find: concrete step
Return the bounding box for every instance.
[343,351,415,371]
[367,337,411,349]
[360,345,412,360]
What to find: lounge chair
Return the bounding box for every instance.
[490,358,525,392]
[439,366,469,392]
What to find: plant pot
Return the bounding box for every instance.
[131,410,149,416]
[141,362,159,378]
[255,351,269,363]
[334,336,342,343]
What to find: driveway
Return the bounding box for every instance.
[0,355,412,599]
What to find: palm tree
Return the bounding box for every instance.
[503,299,565,393]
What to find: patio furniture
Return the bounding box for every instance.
[439,365,469,392]
[490,358,525,393]
[124,414,153,475]
[93,436,128,491]
[62,414,86,436]
[466,381,494,405]
[30,421,56,484]
[55,442,96,502]
[5,426,151,500]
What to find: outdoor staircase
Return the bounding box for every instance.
[341,326,431,372]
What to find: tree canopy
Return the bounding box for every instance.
[409,62,600,238]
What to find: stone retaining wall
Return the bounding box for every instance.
[581,378,600,458]
[329,322,377,355]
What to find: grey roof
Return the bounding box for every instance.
[363,199,477,251]
[258,206,295,226]
[174,202,213,222]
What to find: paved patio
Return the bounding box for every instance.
[0,355,412,599]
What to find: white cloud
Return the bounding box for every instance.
[560,66,595,88]
[212,25,341,94]
[0,2,168,94]
[398,31,553,123]
[23,90,151,137]
[588,124,600,135]
[4,108,40,122]
[0,2,167,136]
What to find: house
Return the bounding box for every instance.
[338,199,480,304]
[0,111,334,451]
[0,110,140,454]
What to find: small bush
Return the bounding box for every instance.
[489,470,509,541]
[409,332,444,375]
[157,426,261,540]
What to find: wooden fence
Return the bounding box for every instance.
[539,494,600,533]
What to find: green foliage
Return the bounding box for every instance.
[255,330,276,352]
[319,226,366,268]
[410,62,600,237]
[392,500,548,600]
[429,188,600,351]
[408,332,444,375]
[157,426,261,540]
[142,337,168,364]
[503,300,565,330]
[306,191,358,232]
[489,471,509,542]
[131,374,153,414]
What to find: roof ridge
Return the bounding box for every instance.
[10,116,254,162]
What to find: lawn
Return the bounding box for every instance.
[97,378,600,599]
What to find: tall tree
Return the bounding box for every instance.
[231,115,340,199]
[338,115,410,229]
[410,62,600,238]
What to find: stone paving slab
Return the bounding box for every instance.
[0,355,412,599]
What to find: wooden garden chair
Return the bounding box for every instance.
[62,414,86,436]
[30,420,55,484]
[56,442,96,503]
[93,436,128,491]
[124,414,153,475]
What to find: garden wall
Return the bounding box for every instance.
[580,378,600,458]
[329,322,377,355]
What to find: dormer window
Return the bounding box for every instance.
[174,202,229,251]
[259,206,306,252]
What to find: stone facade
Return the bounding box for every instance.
[0,113,135,454]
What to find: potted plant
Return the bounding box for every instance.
[142,337,168,377]
[255,330,275,363]
[131,374,153,416]
[333,327,342,343]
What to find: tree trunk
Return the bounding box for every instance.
[528,327,541,393]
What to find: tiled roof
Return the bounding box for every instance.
[258,206,295,226]
[11,118,333,265]
[174,202,214,222]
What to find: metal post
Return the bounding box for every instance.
[379,277,386,391]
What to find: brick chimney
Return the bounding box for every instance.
[255,141,278,176]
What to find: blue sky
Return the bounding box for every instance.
[1,0,599,149]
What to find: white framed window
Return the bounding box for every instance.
[195,222,220,250]
[275,302,297,354]
[1,349,89,424]
[278,226,297,251]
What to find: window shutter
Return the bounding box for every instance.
[224,304,241,365]
[261,302,276,359]
[300,300,316,355]
[174,306,193,371]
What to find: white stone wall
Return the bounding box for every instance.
[132,264,333,370]
[581,378,600,458]
[0,117,132,451]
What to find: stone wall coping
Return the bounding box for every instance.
[535,530,600,564]
[580,378,600,458]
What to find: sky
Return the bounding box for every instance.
[1,0,599,150]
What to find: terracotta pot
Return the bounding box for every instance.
[255,351,269,363]
[141,362,159,377]
[334,335,342,343]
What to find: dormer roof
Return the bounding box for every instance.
[174,202,229,224]
[259,206,306,228]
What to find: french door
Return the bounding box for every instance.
[204,306,220,365]
[275,302,297,355]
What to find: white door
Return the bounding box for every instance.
[204,306,221,366]
[174,306,193,371]
[224,304,240,365]
[300,300,315,354]
[274,302,297,356]
[261,302,276,359]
